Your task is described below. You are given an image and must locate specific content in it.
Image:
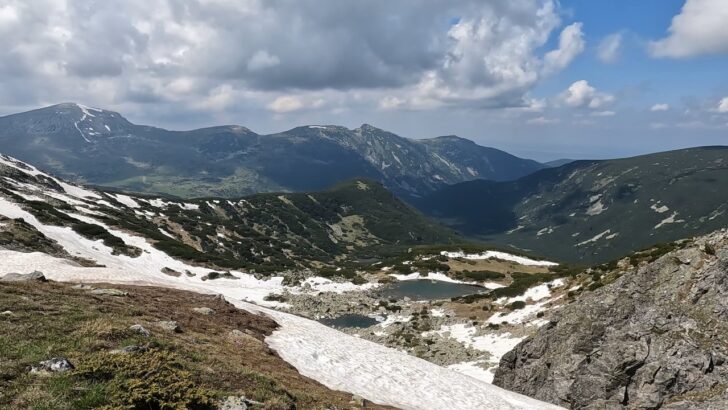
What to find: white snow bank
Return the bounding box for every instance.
[425,323,525,383]
[441,250,557,267]
[111,194,141,209]
[389,271,468,284]
[294,277,379,294]
[498,278,565,305]
[260,307,561,410]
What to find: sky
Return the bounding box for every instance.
[0,0,727,161]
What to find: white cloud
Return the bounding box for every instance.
[560,80,615,109]
[379,96,406,110]
[718,97,728,113]
[267,95,304,113]
[0,0,586,116]
[543,23,586,74]
[597,33,622,63]
[591,110,615,117]
[650,0,728,58]
[650,103,670,112]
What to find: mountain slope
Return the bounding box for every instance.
[494,230,728,409]
[0,154,457,274]
[418,147,728,264]
[0,103,544,199]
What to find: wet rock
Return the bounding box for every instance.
[157,320,181,333]
[30,357,74,374]
[129,324,151,337]
[192,307,215,315]
[0,271,46,282]
[90,288,128,296]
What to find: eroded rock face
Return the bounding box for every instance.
[493,231,728,409]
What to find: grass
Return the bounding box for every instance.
[0,281,390,410]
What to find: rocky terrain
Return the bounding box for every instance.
[494,229,728,409]
[0,103,543,199]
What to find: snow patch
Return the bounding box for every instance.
[441,250,557,267]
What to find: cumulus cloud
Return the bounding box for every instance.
[597,33,622,63]
[718,97,728,113]
[0,0,584,117]
[267,95,305,113]
[591,110,616,117]
[650,0,728,58]
[543,23,586,73]
[651,103,670,112]
[560,80,615,109]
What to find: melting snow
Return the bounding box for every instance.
[441,250,557,267]
[111,194,140,208]
[655,212,685,229]
[651,203,669,213]
[576,229,612,246]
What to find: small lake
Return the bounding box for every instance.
[378,280,484,301]
[319,314,380,329]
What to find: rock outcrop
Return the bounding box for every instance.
[494,230,728,409]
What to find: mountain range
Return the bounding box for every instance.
[417,146,728,264]
[0,103,543,200]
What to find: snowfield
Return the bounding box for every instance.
[440,250,558,266]
[0,155,564,409]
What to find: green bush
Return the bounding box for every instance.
[455,270,505,281]
[507,301,526,310]
[77,349,217,410]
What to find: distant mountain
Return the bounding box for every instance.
[417,147,728,264]
[0,103,544,199]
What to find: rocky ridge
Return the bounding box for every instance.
[494,229,728,409]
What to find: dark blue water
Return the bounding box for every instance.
[378,280,483,301]
[320,314,380,329]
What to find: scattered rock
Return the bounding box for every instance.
[1,310,13,316]
[192,307,215,315]
[29,357,74,374]
[161,267,181,277]
[350,394,365,406]
[0,271,47,282]
[218,396,263,410]
[157,320,182,333]
[129,324,151,337]
[201,271,239,281]
[90,288,128,296]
